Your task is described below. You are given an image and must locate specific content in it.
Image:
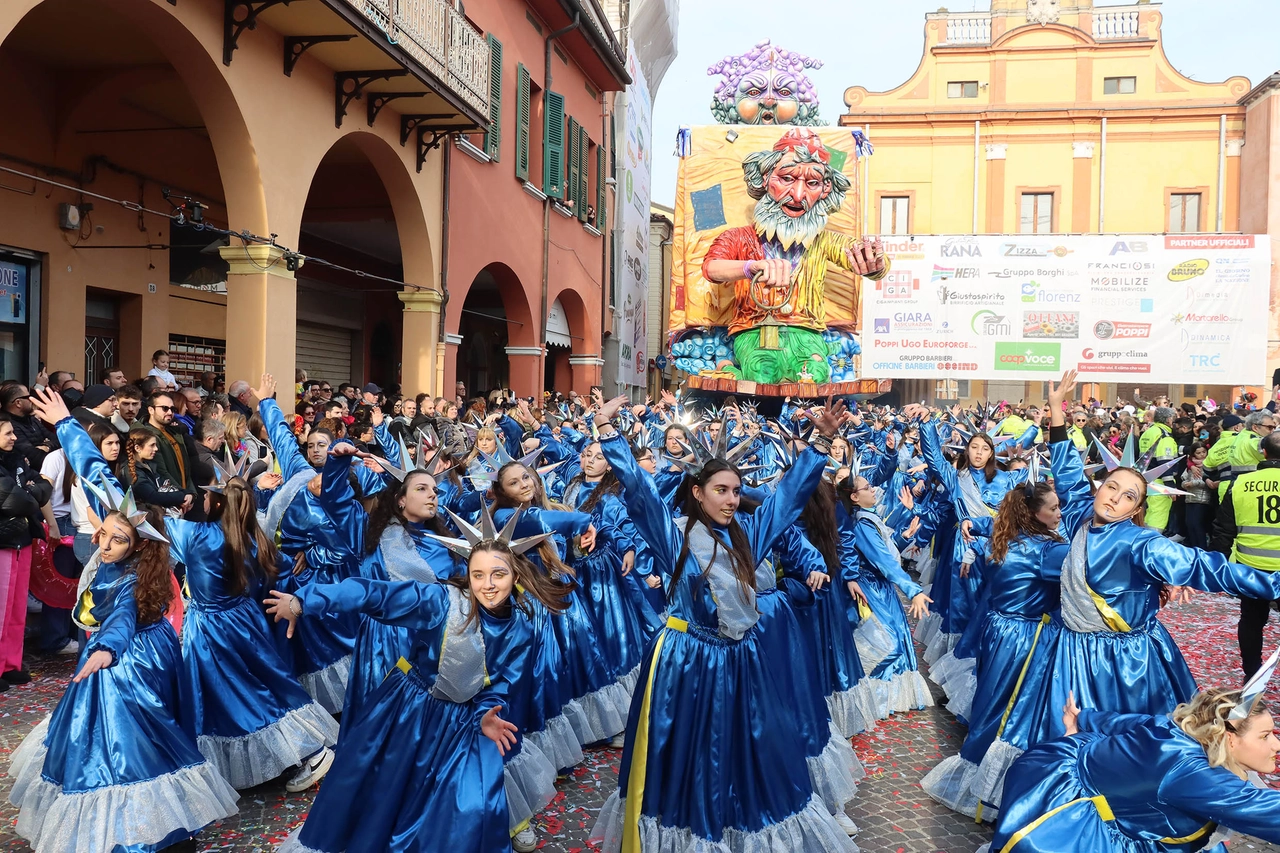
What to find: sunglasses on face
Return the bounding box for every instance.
[154,405,173,412]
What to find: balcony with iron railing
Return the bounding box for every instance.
[929,4,1149,47]
[344,0,490,116]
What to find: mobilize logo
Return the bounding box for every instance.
[994,342,1061,371]
[1093,320,1151,340]
[970,310,1011,336]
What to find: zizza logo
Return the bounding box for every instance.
[1168,259,1209,282]
[1002,244,1075,259]
[1020,281,1080,304]
[874,318,890,334]
[940,238,981,258]
[931,264,979,283]
[993,342,1061,372]
[970,310,1011,336]
[1093,320,1151,340]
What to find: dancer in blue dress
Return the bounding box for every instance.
[986,682,1280,853]
[9,392,239,852]
[168,469,339,792]
[590,394,858,853]
[980,370,1280,810]
[268,514,574,853]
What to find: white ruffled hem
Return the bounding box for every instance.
[825,682,879,739]
[972,738,1024,807]
[524,711,585,772]
[943,670,977,721]
[927,649,973,696]
[852,616,895,676]
[563,664,638,747]
[197,702,339,790]
[923,629,960,667]
[878,670,935,715]
[807,723,865,815]
[275,830,322,853]
[298,654,351,716]
[912,609,941,647]
[915,553,938,586]
[919,755,995,821]
[590,790,859,853]
[504,738,559,831]
[9,718,240,853]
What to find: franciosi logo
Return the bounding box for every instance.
[994,342,1061,372]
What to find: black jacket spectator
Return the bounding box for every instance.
[71,406,114,434]
[0,452,49,549]
[117,458,186,510]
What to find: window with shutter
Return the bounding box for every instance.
[596,144,606,231]
[577,125,589,222]
[543,91,565,197]
[483,36,502,161]
[566,117,580,211]
[515,64,530,181]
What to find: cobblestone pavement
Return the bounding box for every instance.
[1,591,1279,852]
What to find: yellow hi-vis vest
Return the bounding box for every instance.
[1231,466,1280,571]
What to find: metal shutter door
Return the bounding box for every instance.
[296,323,353,387]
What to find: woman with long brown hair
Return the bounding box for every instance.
[266,534,575,853]
[588,394,857,853]
[922,480,1066,821]
[10,391,238,852]
[164,469,339,793]
[117,427,187,512]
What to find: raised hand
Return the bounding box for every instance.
[907,591,932,621]
[1062,691,1082,736]
[29,386,70,426]
[844,237,885,277]
[811,396,849,439]
[904,515,921,540]
[899,484,914,511]
[597,394,629,424]
[254,373,277,402]
[481,706,519,756]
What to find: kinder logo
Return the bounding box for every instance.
[1093,320,1151,340]
[1168,259,1210,281]
[931,264,980,283]
[994,342,1061,372]
[1165,235,1254,250]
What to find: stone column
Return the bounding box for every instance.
[443,333,463,400]
[397,289,443,397]
[505,345,544,397]
[569,354,605,394]
[219,244,296,390]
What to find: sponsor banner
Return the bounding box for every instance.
[865,234,1269,382]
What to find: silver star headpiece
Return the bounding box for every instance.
[1090,433,1187,496]
[204,446,251,495]
[1232,646,1280,721]
[375,427,456,483]
[663,415,762,478]
[428,504,551,560]
[80,476,169,543]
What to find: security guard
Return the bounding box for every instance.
[1203,413,1245,500]
[1211,429,1280,680]
[1138,407,1179,533]
[1224,411,1277,496]
[1067,410,1089,452]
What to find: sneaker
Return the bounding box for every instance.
[833,810,858,836]
[608,733,626,749]
[512,827,538,852]
[54,639,81,656]
[2,670,31,685]
[26,593,41,614]
[285,746,334,793]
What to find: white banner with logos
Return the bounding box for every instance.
[861,234,1270,383]
[615,45,652,387]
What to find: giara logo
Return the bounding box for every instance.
[994,342,1061,371]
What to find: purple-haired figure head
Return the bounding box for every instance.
[708,39,823,126]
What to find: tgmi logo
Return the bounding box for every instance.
[1189,354,1221,368]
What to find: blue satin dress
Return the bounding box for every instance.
[989,710,1280,853]
[590,433,856,852]
[983,436,1280,809]
[279,580,532,853]
[8,554,240,853]
[915,419,1028,667]
[259,399,356,711]
[847,505,934,716]
[167,518,338,790]
[314,452,459,722]
[565,479,663,679]
[493,505,632,749]
[922,531,1065,820]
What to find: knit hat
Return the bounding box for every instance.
[82,384,115,410]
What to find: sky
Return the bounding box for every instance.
[647,0,1280,207]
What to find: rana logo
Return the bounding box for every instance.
[994,342,1061,372]
[970,310,1011,336]
[1168,259,1209,282]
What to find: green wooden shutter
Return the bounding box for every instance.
[577,125,589,222]
[543,91,565,197]
[482,35,502,160]
[566,117,580,209]
[596,144,606,231]
[515,63,530,181]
